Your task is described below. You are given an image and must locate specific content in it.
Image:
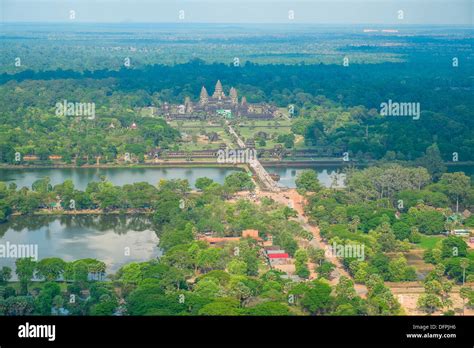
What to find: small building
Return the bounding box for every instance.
[268,253,290,266]
[242,229,261,240]
[48,155,63,161]
[130,122,138,130]
[265,245,282,251]
[268,253,289,259]
[23,155,39,161]
[266,249,286,255]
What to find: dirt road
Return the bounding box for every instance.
[256,187,367,297]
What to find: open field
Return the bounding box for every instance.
[388,282,474,316]
[235,119,292,149]
[417,235,445,250]
[167,120,234,150]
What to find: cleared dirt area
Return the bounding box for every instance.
[388,282,474,315]
[273,263,296,274]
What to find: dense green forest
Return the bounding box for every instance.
[304,166,474,282]
[0,58,472,162]
[1,26,472,163]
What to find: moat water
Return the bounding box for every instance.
[0,164,471,190]
[0,165,343,190]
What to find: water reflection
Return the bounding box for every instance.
[0,167,240,190]
[0,215,161,275]
[266,166,346,188]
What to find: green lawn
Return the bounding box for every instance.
[166,121,234,150]
[236,120,292,149]
[168,119,295,150]
[7,281,70,292]
[416,235,444,250]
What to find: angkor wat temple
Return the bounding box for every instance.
[161,80,278,120]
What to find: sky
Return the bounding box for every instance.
[1,0,473,25]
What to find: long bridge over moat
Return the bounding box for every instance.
[227,123,281,192]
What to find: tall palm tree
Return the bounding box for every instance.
[460,286,470,316]
[460,258,469,285]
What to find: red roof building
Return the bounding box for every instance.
[266,250,286,254]
[268,253,289,259]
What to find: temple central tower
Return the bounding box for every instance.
[212,80,225,100]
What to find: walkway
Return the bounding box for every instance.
[227,122,280,192]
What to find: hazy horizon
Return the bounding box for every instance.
[1,0,473,25]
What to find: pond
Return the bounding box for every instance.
[0,215,160,277]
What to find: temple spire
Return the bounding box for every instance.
[230,87,238,104]
[200,86,209,105]
[185,96,193,113]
